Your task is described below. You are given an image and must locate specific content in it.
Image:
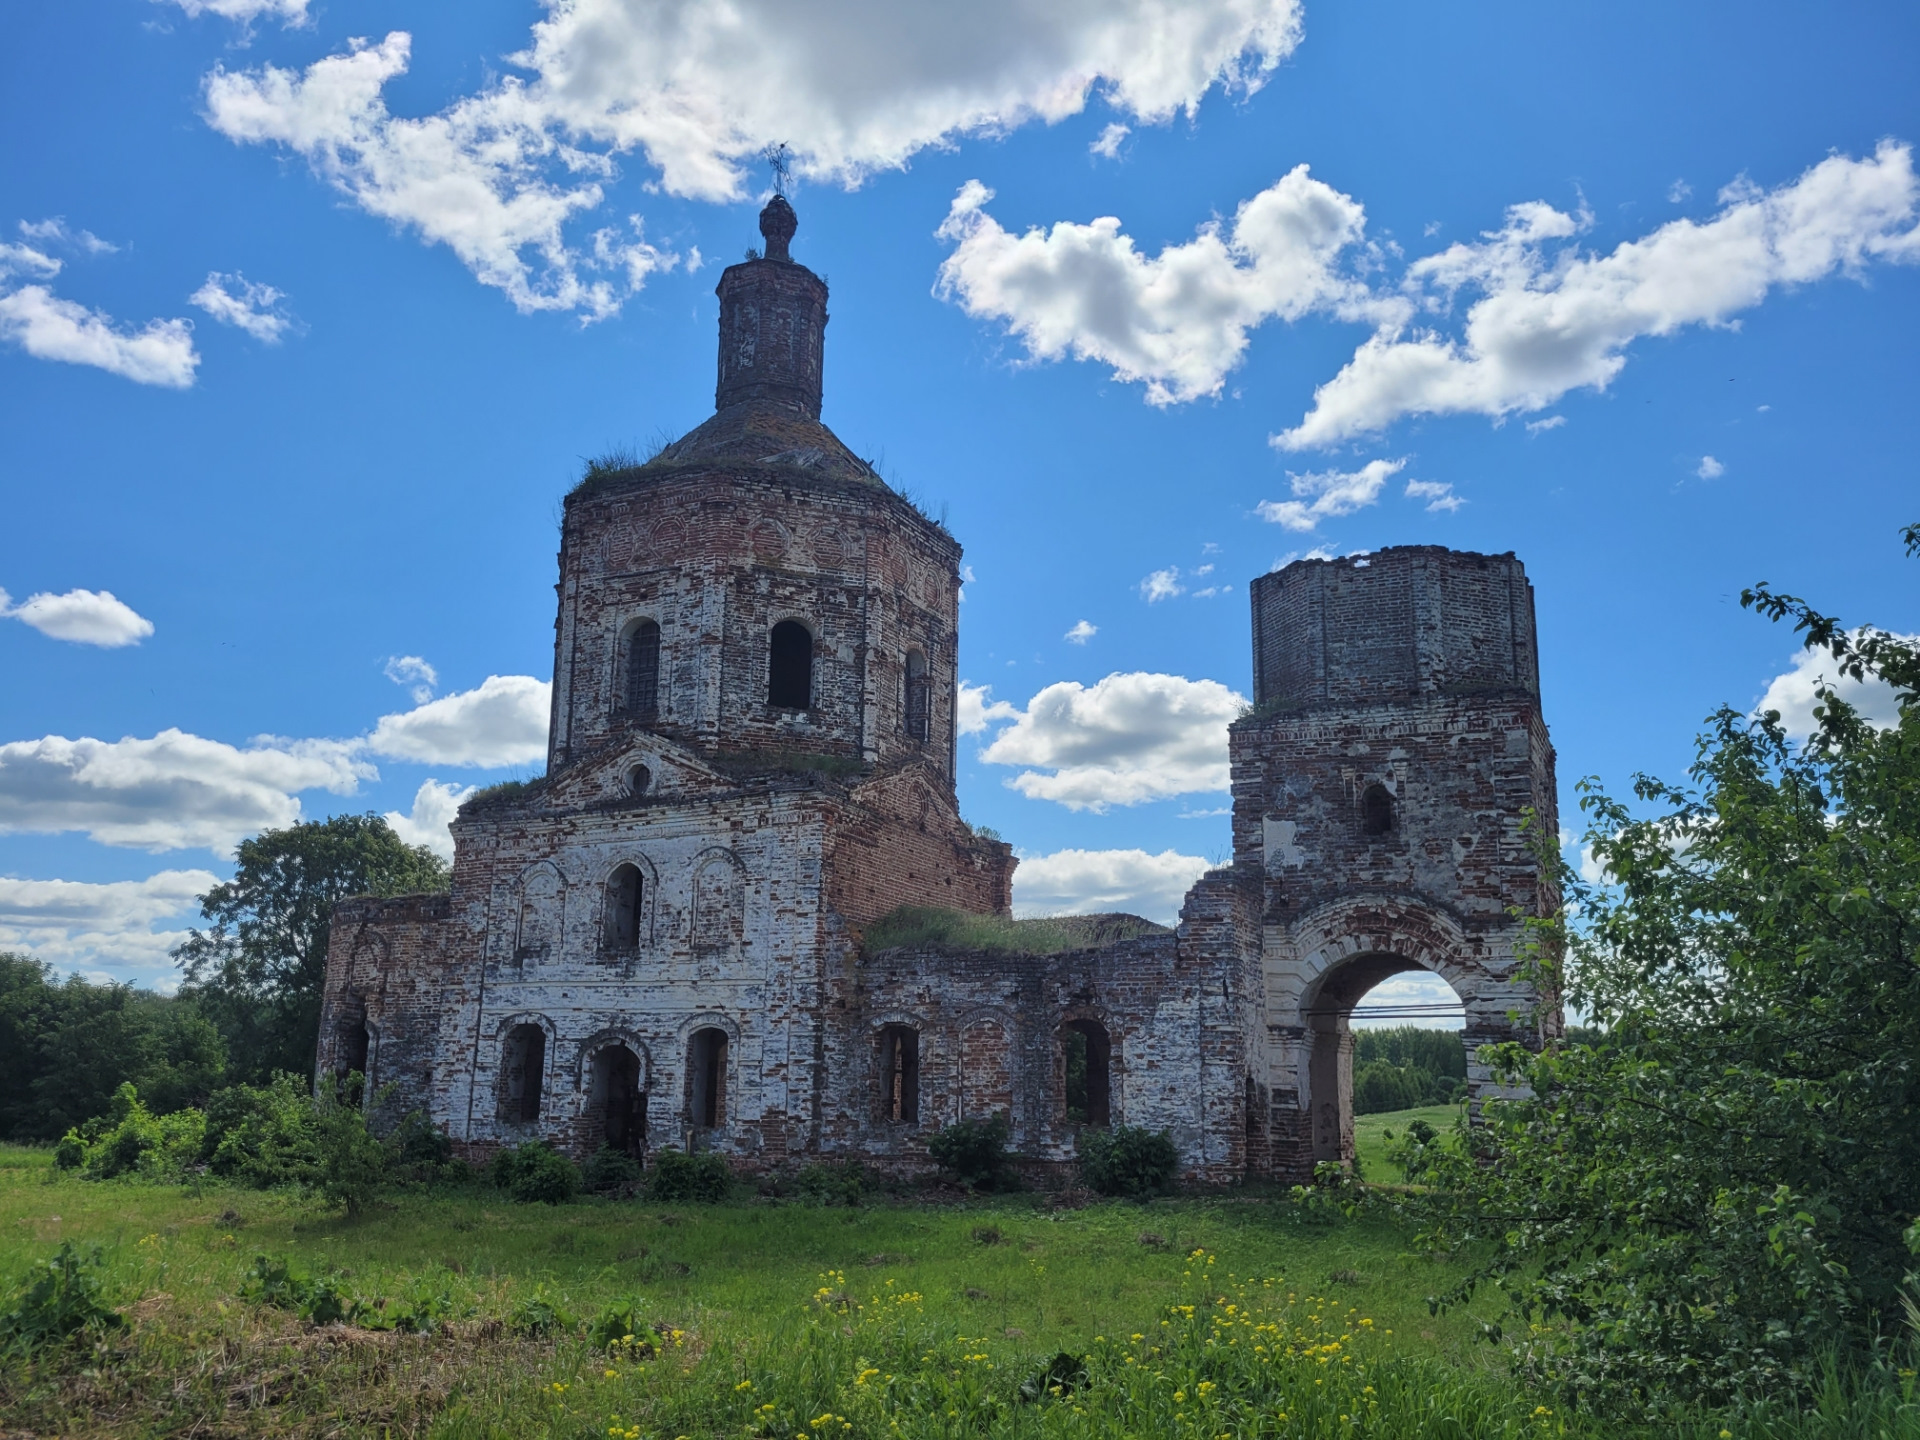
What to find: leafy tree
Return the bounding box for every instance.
[1422,525,1920,1408]
[173,815,448,1083]
[0,955,226,1140]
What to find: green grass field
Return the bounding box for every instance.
[0,1141,1908,1438]
[1353,1104,1466,1180]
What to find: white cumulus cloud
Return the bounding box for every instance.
[190,272,298,342]
[936,165,1387,405]
[1012,846,1211,925]
[383,654,439,704]
[1140,567,1184,602]
[160,0,310,23]
[0,730,371,855]
[1255,458,1404,531]
[367,674,551,767]
[0,285,198,388]
[1090,123,1130,160]
[1064,619,1097,644]
[957,681,1020,736]
[1275,141,1920,450]
[1696,454,1725,479]
[977,671,1244,810]
[1404,478,1463,513]
[204,0,1300,315]
[1754,633,1912,739]
[16,219,116,255]
[0,588,154,647]
[384,779,474,860]
[0,869,219,987]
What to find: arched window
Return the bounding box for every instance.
[1360,782,1394,837]
[499,1023,546,1122]
[688,1028,728,1128]
[768,620,812,709]
[626,620,661,718]
[605,863,642,949]
[879,1025,920,1123]
[515,863,563,964]
[626,763,651,798]
[903,649,930,743]
[692,855,745,954]
[1063,1019,1111,1127]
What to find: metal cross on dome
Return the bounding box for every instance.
[763,142,792,197]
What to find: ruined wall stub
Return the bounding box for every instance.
[1238,547,1561,1175]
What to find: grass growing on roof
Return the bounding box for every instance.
[862,907,1170,958]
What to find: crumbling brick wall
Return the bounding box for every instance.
[1235,547,1562,1178]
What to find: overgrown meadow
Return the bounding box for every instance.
[3,1137,1913,1440]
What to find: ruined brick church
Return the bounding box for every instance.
[319,195,1560,1185]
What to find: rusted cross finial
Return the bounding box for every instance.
[763,142,792,198]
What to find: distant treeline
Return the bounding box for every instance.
[1351,1026,1468,1114]
[0,954,227,1142]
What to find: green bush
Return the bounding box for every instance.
[646,1148,733,1203]
[240,1254,354,1326]
[0,1243,124,1356]
[509,1288,577,1337]
[201,1073,322,1189]
[52,1083,205,1182]
[581,1145,643,1194]
[792,1158,873,1206]
[1077,1125,1178,1198]
[927,1115,1013,1190]
[491,1141,580,1204]
[312,1079,393,1218]
[586,1298,649,1352]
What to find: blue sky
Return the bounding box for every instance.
[3,0,1917,1006]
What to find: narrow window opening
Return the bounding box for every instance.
[626,620,661,718]
[1063,1019,1111,1127]
[335,1019,370,1101]
[904,649,930,743]
[499,1023,546,1123]
[1360,783,1394,837]
[605,863,642,949]
[879,1025,920,1123]
[688,1028,728,1128]
[768,620,812,709]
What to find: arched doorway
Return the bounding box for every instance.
[589,1044,648,1158]
[1299,954,1468,1167]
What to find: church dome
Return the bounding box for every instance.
[645,195,886,489]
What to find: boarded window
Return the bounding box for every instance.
[626,620,661,717]
[768,620,812,709]
[879,1025,920,1123]
[688,1028,728,1128]
[692,857,744,954]
[1063,1019,1111,1127]
[1360,783,1394,836]
[904,649,930,743]
[605,863,643,949]
[499,1023,546,1123]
